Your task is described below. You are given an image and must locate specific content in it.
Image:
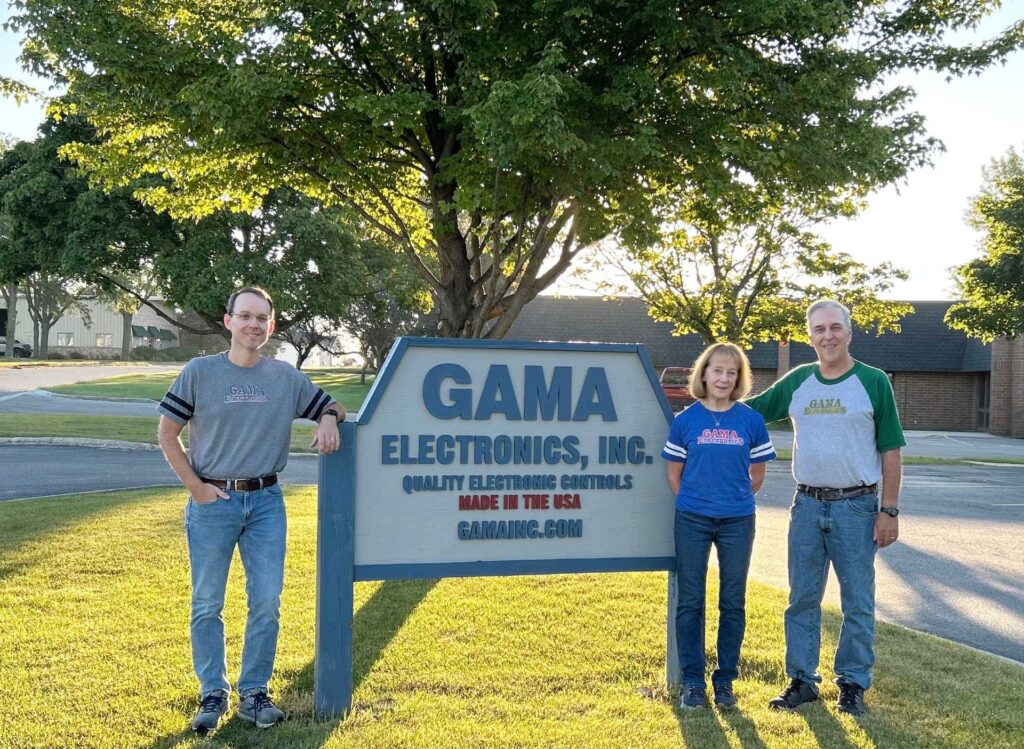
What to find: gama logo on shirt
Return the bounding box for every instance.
[804,398,846,415]
[696,428,744,446]
[225,383,270,404]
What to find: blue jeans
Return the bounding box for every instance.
[785,491,878,690]
[674,510,756,687]
[184,484,287,697]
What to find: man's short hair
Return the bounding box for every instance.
[687,342,754,401]
[226,287,275,315]
[806,299,851,331]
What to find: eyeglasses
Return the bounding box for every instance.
[229,312,272,325]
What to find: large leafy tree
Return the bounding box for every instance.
[594,185,912,345]
[11,1,1021,337]
[0,117,421,354]
[946,147,1024,341]
[0,117,180,357]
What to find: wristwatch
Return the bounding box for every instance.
[321,407,342,422]
[879,506,899,517]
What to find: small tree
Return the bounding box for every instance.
[23,272,92,357]
[276,318,341,370]
[595,185,912,346]
[946,147,1024,341]
[94,269,162,360]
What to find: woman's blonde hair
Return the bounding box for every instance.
[687,342,753,401]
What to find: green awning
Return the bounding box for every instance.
[130,325,149,338]
[146,325,161,339]
[158,328,177,341]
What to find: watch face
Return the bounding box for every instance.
[881,507,898,517]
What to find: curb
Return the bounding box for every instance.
[0,437,161,451]
[0,437,319,458]
[36,390,158,403]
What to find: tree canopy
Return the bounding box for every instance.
[946,147,1024,341]
[11,0,1021,337]
[0,116,430,357]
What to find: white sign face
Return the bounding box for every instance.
[352,339,675,575]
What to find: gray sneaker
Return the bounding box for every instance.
[679,684,708,710]
[238,688,288,728]
[191,689,229,734]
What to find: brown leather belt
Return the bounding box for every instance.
[797,483,877,501]
[199,474,278,492]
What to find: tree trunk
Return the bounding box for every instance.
[32,320,40,355]
[38,320,51,358]
[295,345,312,370]
[121,311,133,360]
[2,282,16,359]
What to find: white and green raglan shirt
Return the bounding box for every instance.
[745,361,906,488]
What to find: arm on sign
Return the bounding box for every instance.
[874,448,902,549]
[750,462,766,494]
[310,400,344,454]
[157,415,228,504]
[667,460,684,498]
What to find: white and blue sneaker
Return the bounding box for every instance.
[191,689,229,734]
[237,688,288,728]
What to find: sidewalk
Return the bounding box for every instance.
[768,428,1024,461]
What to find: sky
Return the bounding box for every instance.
[2,2,1022,303]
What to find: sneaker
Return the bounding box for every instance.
[191,689,229,734]
[238,688,288,729]
[679,685,708,710]
[768,678,818,711]
[712,682,736,708]
[837,682,866,716]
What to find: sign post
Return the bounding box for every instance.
[314,338,678,716]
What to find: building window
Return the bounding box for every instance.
[57,333,74,346]
[96,334,113,347]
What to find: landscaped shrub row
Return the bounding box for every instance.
[130,346,203,362]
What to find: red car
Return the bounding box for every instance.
[659,366,694,412]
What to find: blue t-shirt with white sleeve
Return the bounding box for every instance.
[662,401,776,518]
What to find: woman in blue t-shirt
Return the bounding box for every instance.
[662,342,776,711]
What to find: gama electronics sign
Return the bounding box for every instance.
[350,338,676,578]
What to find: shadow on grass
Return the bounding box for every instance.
[675,701,770,749]
[0,489,164,583]
[141,578,438,748]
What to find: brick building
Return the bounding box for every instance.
[506,297,1010,435]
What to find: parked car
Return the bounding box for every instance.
[659,366,694,412]
[0,336,32,358]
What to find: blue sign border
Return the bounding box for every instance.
[358,337,676,425]
[314,337,679,716]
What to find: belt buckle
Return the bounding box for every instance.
[820,487,842,501]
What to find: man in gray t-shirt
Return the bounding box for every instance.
[157,287,344,734]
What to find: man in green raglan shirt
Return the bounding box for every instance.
[746,299,905,717]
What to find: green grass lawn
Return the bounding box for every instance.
[0,414,331,453]
[47,368,374,408]
[1,487,1020,749]
[0,358,140,367]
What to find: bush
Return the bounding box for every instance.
[153,346,202,362]
[130,346,158,361]
[47,351,67,360]
[68,350,88,360]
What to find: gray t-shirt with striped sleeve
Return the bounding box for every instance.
[157,352,332,479]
